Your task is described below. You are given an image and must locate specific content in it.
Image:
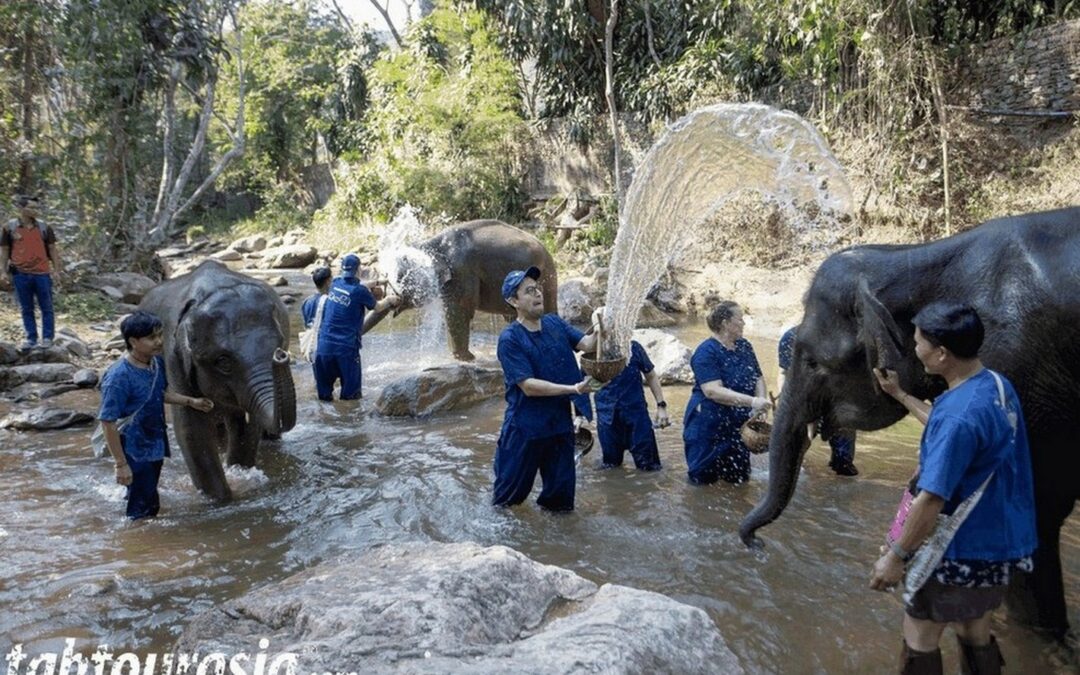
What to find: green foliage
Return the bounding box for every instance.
[54,292,115,323]
[584,195,619,248]
[325,7,527,224]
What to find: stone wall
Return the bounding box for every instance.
[953,19,1080,112]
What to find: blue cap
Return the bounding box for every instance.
[502,266,541,301]
[340,253,360,277]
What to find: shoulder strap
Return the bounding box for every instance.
[988,370,1018,434]
[128,359,160,419]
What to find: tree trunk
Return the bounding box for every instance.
[604,0,622,203]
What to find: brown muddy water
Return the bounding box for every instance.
[1,309,1076,673]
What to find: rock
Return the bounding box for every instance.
[84,272,157,304]
[53,333,90,359]
[73,369,99,387]
[283,229,306,245]
[557,277,605,325]
[98,285,125,302]
[632,328,694,384]
[635,301,679,328]
[257,244,318,269]
[267,236,285,248]
[115,303,140,315]
[10,363,78,384]
[211,249,242,262]
[376,364,503,417]
[0,342,19,366]
[176,542,740,674]
[281,295,296,305]
[266,275,288,287]
[19,345,71,364]
[155,246,190,259]
[0,407,95,431]
[102,335,126,351]
[228,235,267,253]
[38,383,82,399]
[0,368,26,389]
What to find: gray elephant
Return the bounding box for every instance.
[140,261,297,502]
[739,206,1080,640]
[370,220,558,361]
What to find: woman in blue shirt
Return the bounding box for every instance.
[682,301,771,485]
[870,302,1036,674]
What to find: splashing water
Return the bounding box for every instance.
[603,102,853,356]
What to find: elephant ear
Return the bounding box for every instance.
[173,298,202,394]
[856,277,905,374]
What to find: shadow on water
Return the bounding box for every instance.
[0,314,1076,673]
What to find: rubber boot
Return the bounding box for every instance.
[958,635,1004,675]
[899,641,943,675]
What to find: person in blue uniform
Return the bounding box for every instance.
[594,340,669,471]
[493,266,602,511]
[98,311,214,519]
[870,303,1036,675]
[314,253,399,401]
[683,300,771,485]
[301,266,333,328]
[777,325,859,476]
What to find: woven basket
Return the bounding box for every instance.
[580,354,627,382]
[740,416,772,454]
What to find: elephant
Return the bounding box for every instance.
[139,260,297,502]
[739,206,1080,640]
[370,219,558,361]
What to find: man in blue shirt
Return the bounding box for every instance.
[870,303,1036,675]
[494,266,602,511]
[314,254,399,401]
[594,340,668,471]
[301,266,332,328]
[778,326,858,476]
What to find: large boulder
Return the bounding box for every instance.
[258,244,318,269]
[557,277,604,325]
[83,272,157,304]
[0,342,19,365]
[10,363,79,384]
[176,542,741,674]
[636,301,678,328]
[0,407,95,431]
[228,234,268,253]
[632,328,693,384]
[376,364,503,417]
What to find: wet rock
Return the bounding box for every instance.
[11,363,79,384]
[557,277,605,325]
[0,342,19,365]
[84,272,157,304]
[266,275,288,287]
[635,301,679,328]
[632,328,693,384]
[38,383,82,400]
[0,407,95,430]
[0,368,26,389]
[377,364,503,417]
[211,249,242,262]
[258,244,318,269]
[73,369,99,387]
[176,542,740,674]
[229,235,267,253]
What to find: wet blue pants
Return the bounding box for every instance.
[684,432,751,485]
[492,428,575,511]
[827,434,855,464]
[599,407,661,471]
[313,352,362,401]
[125,453,163,520]
[12,272,54,343]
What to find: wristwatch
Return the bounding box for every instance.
[656,401,667,409]
[889,540,915,563]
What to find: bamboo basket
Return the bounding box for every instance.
[740,414,772,454]
[579,316,627,382]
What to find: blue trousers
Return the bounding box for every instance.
[827,433,855,464]
[313,352,362,401]
[492,428,576,511]
[12,272,54,343]
[598,407,661,471]
[684,431,751,485]
[125,453,163,520]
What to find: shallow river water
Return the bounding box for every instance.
[1,309,1077,673]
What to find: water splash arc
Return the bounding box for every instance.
[603,102,853,355]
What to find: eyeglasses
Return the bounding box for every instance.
[519,286,542,297]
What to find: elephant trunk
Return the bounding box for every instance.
[273,348,296,432]
[739,372,819,548]
[245,352,295,434]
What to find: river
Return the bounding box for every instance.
[1,307,1076,673]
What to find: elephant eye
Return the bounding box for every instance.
[215,355,233,374]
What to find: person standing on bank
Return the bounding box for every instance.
[778,324,859,476]
[683,300,771,485]
[869,303,1036,675]
[493,266,603,511]
[313,254,399,401]
[594,339,668,471]
[0,194,62,351]
[99,311,214,520]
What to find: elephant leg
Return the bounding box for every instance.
[225,413,263,468]
[173,407,232,503]
[1006,490,1074,639]
[446,305,476,361]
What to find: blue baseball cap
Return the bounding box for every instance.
[340,253,360,277]
[502,266,541,302]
